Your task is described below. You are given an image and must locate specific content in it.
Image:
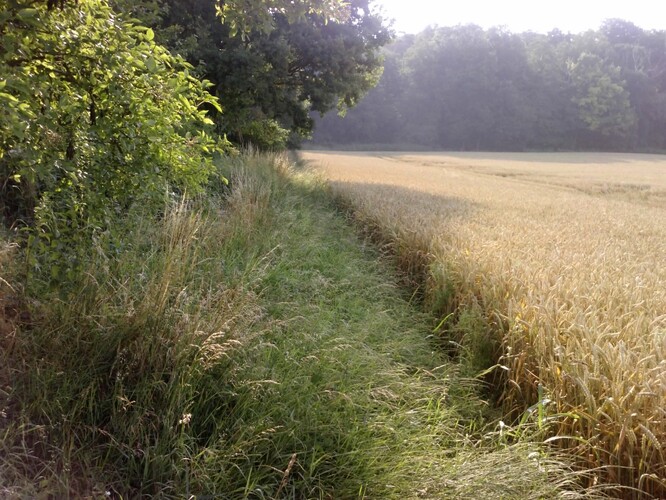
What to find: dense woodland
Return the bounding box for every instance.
[110,0,391,149]
[1,0,389,253]
[312,21,666,151]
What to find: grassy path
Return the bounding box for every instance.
[204,158,590,498]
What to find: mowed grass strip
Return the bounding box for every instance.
[0,153,595,498]
[304,150,666,498]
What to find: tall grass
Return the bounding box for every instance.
[306,151,666,498]
[1,152,603,497]
[1,183,265,496]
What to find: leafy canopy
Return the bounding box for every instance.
[313,22,665,151]
[1,0,225,275]
[216,0,353,35]
[114,0,392,149]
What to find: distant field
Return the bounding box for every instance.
[303,151,666,496]
[306,151,666,207]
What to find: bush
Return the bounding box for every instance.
[0,0,226,278]
[238,118,290,151]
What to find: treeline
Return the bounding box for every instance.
[312,20,666,151]
[112,0,390,149]
[1,0,389,268]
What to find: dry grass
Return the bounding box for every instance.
[304,150,666,498]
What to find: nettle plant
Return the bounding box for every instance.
[0,0,226,279]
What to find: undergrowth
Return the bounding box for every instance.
[0,153,601,498]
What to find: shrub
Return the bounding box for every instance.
[0,0,226,277]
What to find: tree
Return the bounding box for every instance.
[400,25,535,150]
[601,20,666,149]
[312,22,662,152]
[215,0,352,35]
[569,52,637,147]
[1,0,223,273]
[113,0,392,148]
[311,36,412,146]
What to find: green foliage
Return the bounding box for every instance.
[0,0,225,277]
[238,118,290,150]
[312,22,666,152]
[215,0,352,36]
[115,0,392,148]
[570,52,637,141]
[1,192,261,495]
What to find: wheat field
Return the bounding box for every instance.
[303,151,666,497]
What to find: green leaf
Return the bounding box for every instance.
[145,56,157,73]
[209,99,223,113]
[145,28,154,41]
[17,8,39,21]
[177,93,192,108]
[6,79,31,95]
[0,92,19,103]
[50,265,60,279]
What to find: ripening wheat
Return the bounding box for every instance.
[305,151,666,497]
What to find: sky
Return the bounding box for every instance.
[373,0,666,35]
